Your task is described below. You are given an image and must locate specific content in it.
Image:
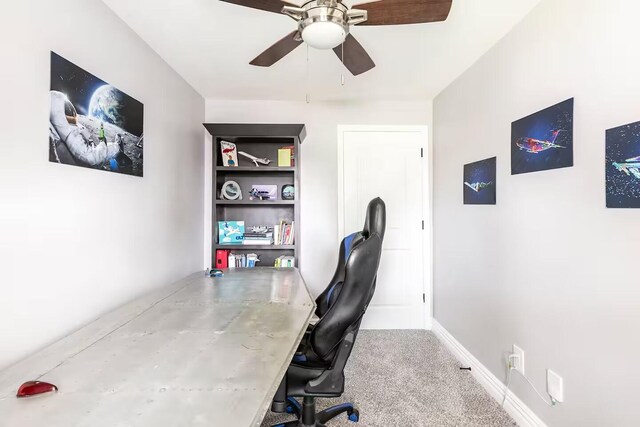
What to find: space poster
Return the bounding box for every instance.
[511,98,574,175]
[606,120,640,208]
[49,52,144,177]
[464,157,496,205]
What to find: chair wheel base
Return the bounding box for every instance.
[271,398,359,427]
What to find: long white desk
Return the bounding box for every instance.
[0,268,315,426]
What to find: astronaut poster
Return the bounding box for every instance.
[49,52,144,177]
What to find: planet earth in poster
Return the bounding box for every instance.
[89,84,127,130]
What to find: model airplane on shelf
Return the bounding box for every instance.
[613,156,640,179]
[516,130,567,153]
[238,151,272,167]
[464,181,493,193]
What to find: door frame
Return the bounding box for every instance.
[337,125,432,329]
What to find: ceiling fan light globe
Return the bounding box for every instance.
[301,21,346,49]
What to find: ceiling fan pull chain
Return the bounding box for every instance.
[305,43,311,103]
[341,42,345,86]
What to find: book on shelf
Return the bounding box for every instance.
[227,252,260,268]
[243,233,273,239]
[218,221,244,245]
[274,255,295,268]
[242,239,272,246]
[273,220,294,245]
[243,226,273,245]
[277,145,295,167]
[277,148,291,167]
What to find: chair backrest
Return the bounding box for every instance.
[309,233,383,362]
[315,198,386,317]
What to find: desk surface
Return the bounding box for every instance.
[0,268,315,426]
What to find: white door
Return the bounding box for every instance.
[338,126,428,329]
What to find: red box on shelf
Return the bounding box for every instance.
[216,249,229,269]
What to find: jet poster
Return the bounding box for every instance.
[464,157,496,205]
[606,120,640,208]
[49,52,144,177]
[511,98,573,175]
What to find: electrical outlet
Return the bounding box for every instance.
[512,344,525,375]
[547,369,564,403]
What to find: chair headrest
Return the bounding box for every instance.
[363,197,386,241]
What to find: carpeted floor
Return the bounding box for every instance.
[261,330,516,427]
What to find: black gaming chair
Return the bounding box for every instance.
[270,198,386,427]
[315,197,386,318]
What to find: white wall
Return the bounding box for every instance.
[204,100,432,296]
[433,0,640,425]
[0,0,205,370]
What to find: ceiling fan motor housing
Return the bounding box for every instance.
[283,0,367,50]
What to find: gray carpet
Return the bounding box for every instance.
[261,330,516,427]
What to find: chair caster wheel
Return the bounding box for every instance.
[347,409,360,422]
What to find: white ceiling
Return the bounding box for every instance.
[102,0,541,102]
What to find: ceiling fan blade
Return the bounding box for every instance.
[281,0,306,6]
[250,31,303,67]
[333,34,375,76]
[349,0,382,6]
[219,0,284,14]
[359,0,452,25]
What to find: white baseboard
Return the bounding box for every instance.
[431,320,547,427]
[424,316,433,330]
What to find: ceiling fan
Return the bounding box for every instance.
[220,0,453,76]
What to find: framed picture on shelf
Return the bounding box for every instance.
[220,141,238,167]
[281,184,295,200]
[249,185,277,201]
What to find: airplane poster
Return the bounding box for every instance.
[511,98,573,175]
[606,120,640,208]
[49,52,144,177]
[464,157,496,205]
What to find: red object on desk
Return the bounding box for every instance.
[16,381,58,398]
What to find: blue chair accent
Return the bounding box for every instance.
[325,232,358,305]
[343,232,357,256]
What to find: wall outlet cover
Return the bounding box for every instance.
[513,344,525,375]
[547,369,564,403]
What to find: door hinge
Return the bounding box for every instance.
[420,147,424,158]
[423,293,426,303]
[421,220,425,230]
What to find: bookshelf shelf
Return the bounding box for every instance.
[216,200,295,206]
[205,123,305,269]
[215,166,295,173]
[215,245,296,250]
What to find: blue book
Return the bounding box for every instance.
[218,221,245,245]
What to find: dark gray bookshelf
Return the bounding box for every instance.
[204,123,306,268]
